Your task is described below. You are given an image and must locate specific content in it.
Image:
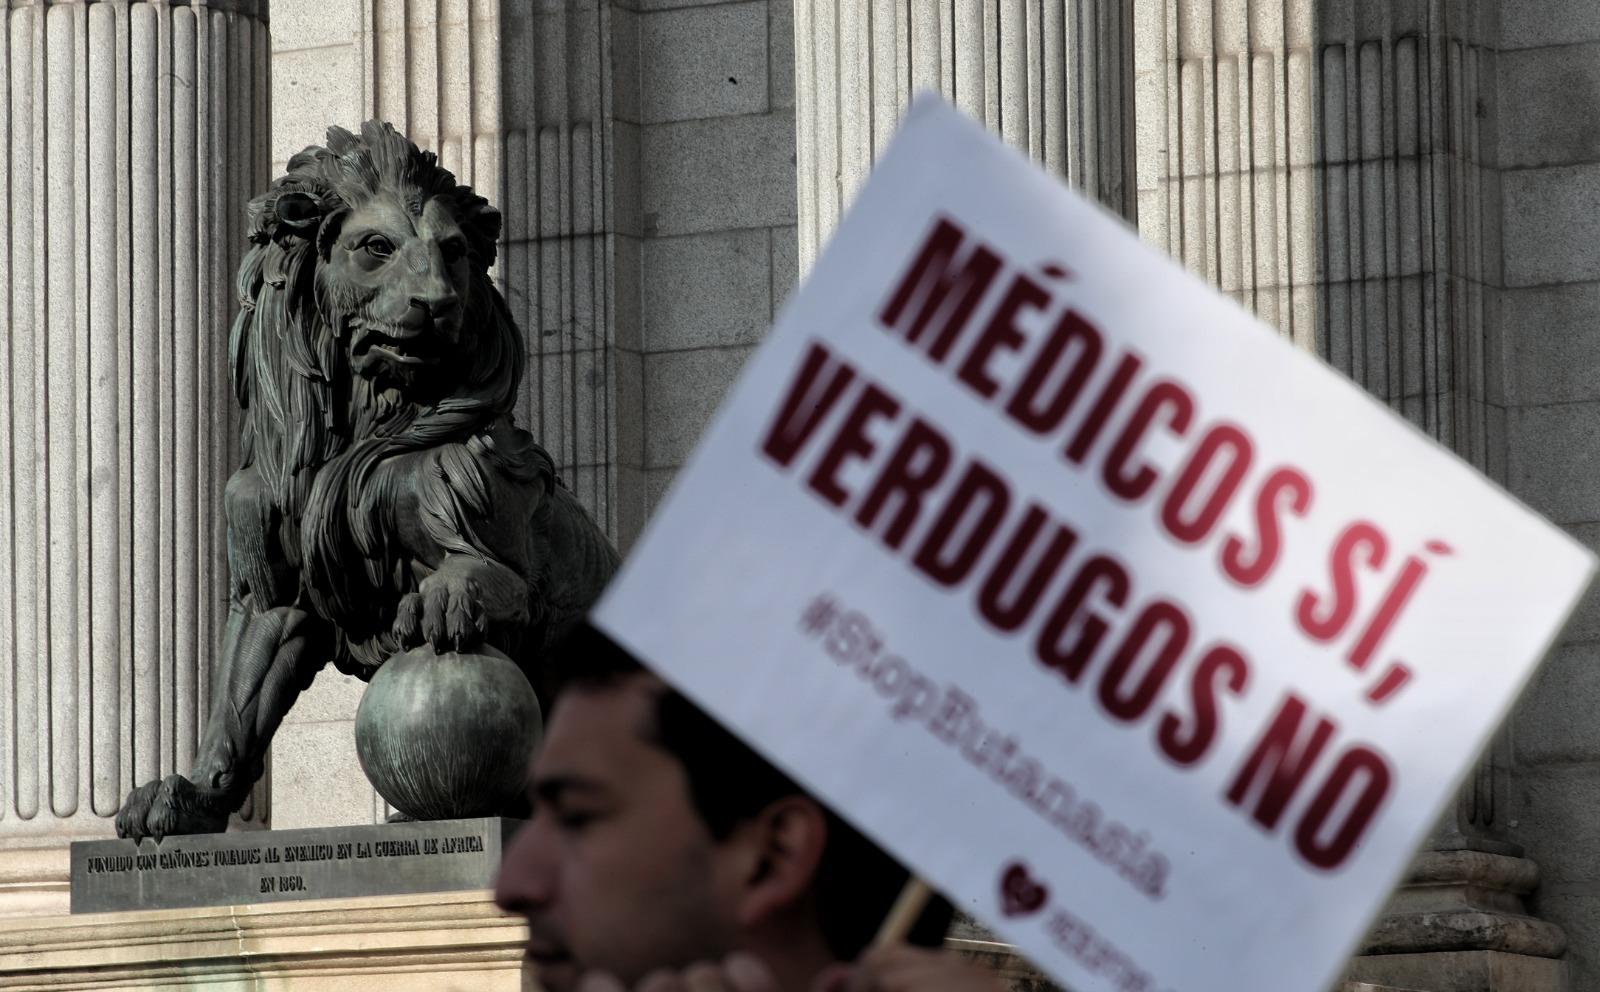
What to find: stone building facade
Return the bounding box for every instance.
[2,0,1599,989]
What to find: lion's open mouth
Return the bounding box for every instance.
[352,322,445,369]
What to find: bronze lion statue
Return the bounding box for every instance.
[116,121,618,840]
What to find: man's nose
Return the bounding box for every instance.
[493,825,555,912]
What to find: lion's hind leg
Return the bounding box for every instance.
[116,605,333,840]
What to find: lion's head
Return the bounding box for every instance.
[231,119,524,510]
[229,121,534,633]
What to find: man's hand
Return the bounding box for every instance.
[575,956,778,992]
[573,945,1007,992]
[827,945,1008,992]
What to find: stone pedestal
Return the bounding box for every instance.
[0,890,527,991]
[0,0,270,907]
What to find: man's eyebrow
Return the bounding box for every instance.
[531,773,610,804]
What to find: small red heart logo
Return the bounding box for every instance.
[999,861,1049,917]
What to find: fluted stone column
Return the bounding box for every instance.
[794,0,1136,269]
[359,0,500,208]
[1140,2,1559,988]
[498,2,642,545]
[0,0,269,913]
[1134,0,1496,457]
[1133,0,1319,348]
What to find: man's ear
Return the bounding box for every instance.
[731,795,828,928]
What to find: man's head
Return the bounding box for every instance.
[493,624,949,991]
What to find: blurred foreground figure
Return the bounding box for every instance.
[494,624,1003,992]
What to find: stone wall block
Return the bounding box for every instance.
[1498,45,1600,170]
[643,229,772,352]
[1502,0,1600,50]
[641,3,768,123]
[1511,772,1600,905]
[771,224,798,314]
[272,46,359,163]
[1514,647,1600,768]
[1503,164,1600,288]
[643,346,756,469]
[644,468,678,519]
[270,0,357,53]
[769,0,793,110]
[269,721,376,830]
[642,113,796,237]
[1506,401,1600,524]
[1501,284,1600,407]
[1558,524,1600,644]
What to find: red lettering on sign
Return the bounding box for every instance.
[1346,553,1427,672]
[1161,424,1254,544]
[760,341,858,468]
[911,460,1012,586]
[1221,467,1313,588]
[1102,381,1194,501]
[1298,522,1388,642]
[957,273,1049,399]
[854,418,955,550]
[1063,352,1143,465]
[1098,600,1191,722]
[879,217,1003,363]
[977,505,1079,632]
[1035,555,1131,683]
[807,384,902,507]
[1294,745,1392,870]
[1158,645,1250,766]
[1226,693,1336,831]
[1005,309,1103,435]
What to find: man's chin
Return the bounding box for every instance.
[524,947,581,992]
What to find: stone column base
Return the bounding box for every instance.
[1345,950,1567,992]
[1343,849,1569,992]
[0,890,527,991]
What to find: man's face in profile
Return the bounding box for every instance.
[494,674,742,991]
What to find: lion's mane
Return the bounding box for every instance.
[229,121,547,667]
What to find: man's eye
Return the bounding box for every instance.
[555,809,599,831]
[364,236,395,258]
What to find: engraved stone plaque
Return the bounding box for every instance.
[71,817,522,913]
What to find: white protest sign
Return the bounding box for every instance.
[592,97,1597,992]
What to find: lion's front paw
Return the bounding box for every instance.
[395,573,489,653]
[115,775,228,841]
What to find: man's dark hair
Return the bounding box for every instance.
[548,621,953,960]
